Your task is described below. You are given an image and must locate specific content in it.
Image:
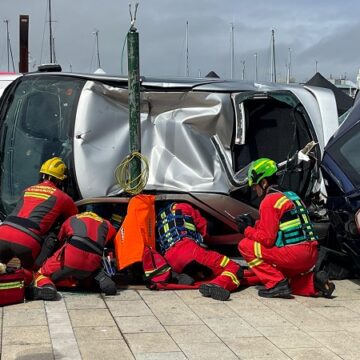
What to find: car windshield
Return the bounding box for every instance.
[0,75,85,216]
[327,122,360,189]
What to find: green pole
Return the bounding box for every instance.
[127,27,141,190]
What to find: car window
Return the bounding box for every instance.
[327,122,360,188]
[0,75,85,216]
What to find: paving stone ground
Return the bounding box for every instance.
[1,279,360,360]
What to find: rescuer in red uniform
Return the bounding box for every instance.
[0,157,78,270]
[157,202,243,301]
[28,211,117,300]
[237,158,335,298]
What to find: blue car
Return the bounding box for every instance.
[321,99,360,275]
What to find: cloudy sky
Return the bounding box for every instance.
[0,0,359,83]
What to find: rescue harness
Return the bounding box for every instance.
[157,203,203,253]
[275,191,317,247]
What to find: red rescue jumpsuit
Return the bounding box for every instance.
[38,212,116,287]
[163,203,241,292]
[238,191,319,296]
[0,180,78,269]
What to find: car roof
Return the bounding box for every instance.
[20,71,304,92]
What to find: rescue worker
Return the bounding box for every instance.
[237,158,335,298]
[0,157,78,270]
[28,211,117,301]
[157,202,243,301]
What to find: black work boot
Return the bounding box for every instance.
[258,279,292,299]
[26,284,58,301]
[94,269,117,295]
[199,284,230,301]
[314,270,335,298]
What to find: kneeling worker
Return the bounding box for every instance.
[28,211,117,300]
[237,158,335,298]
[157,202,243,301]
[0,157,78,270]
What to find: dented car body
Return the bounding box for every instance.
[0,72,339,245]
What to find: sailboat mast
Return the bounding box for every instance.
[185,21,189,77]
[93,30,101,69]
[48,0,53,63]
[53,37,57,63]
[230,23,234,79]
[4,19,15,72]
[5,19,10,71]
[286,48,291,84]
[270,29,276,82]
[254,53,258,82]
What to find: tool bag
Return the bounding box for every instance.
[0,268,25,306]
[114,194,156,270]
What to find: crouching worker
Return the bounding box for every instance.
[0,157,78,270]
[27,211,117,301]
[157,202,243,301]
[237,158,335,299]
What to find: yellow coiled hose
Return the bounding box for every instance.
[115,151,149,195]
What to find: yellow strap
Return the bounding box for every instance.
[222,271,240,286]
[185,223,196,231]
[279,218,301,231]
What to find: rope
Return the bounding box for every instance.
[115,151,149,195]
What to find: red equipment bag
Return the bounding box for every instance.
[142,246,171,289]
[0,269,25,306]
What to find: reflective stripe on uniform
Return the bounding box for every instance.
[254,241,262,258]
[248,258,263,268]
[221,271,240,286]
[34,274,48,287]
[274,196,289,209]
[24,192,50,200]
[220,256,230,267]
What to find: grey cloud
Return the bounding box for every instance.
[0,0,359,82]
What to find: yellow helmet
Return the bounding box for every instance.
[40,157,67,180]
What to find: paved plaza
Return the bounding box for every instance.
[1,279,360,360]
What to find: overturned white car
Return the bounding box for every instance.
[0,71,338,245]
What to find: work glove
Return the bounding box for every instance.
[235,213,255,233]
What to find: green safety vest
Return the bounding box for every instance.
[275,191,317,247]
